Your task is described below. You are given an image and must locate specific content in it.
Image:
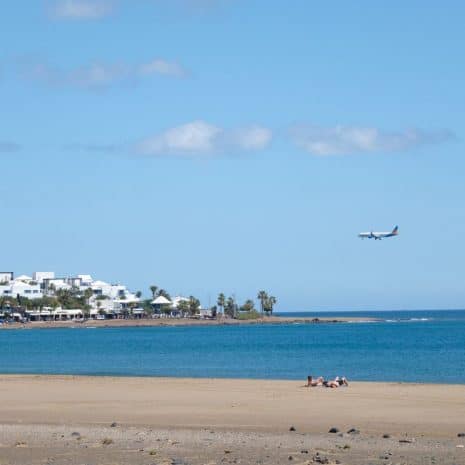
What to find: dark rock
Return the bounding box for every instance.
[300,450,308,454]
[288,456,293,461]
[347,428,360,435]
[70,432,80,437]
[383,434,391,438]
[110,422,118,427]
[399,438,415,443]
[458,433,465,437]
[289,426,296,432]
[328,427,339,433]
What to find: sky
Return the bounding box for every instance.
[1,1,464,311]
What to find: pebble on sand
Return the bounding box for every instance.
[328,427,340,433]
[347,428,360,435]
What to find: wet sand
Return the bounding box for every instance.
[0,375,464,464]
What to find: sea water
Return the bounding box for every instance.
[0,310,464,383]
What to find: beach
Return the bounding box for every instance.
[0,375,463,464]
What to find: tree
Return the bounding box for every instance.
[84,288,93,306]
[177,300,189,316]
[240,299,255,312]
[217,293,226,315]
[157,289,171,300]
[150,285,158,299]
[210,305,217,318]
[224,296,236,318]
[257,290,268,316]
[136,291,142,299]
[188,296,201,316]
[264,296,277,316]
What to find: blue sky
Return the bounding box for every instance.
[1,1,464,311]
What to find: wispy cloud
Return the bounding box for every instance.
[139,59,187,78]
[50,0,115,20]
[290,125,454,156]
[19,58,187,90]
[0,141,21,153]
[137,121,272,157]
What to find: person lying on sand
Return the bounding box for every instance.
[323,376,349,388]
[306,375,349,388]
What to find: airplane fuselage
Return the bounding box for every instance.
[359,226,399,240]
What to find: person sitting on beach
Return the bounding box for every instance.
[305,375,324,387]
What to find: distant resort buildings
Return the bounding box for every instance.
[0,271,211,322]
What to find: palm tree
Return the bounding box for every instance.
[188,296,201,316]
[217,293,226,315]
[157,289,171,300]
[136,291,142,299]
[150,285,158,299]
[84,288,93,306]
[257,290,268,316]
[265,296,277,316]
[225,296,236,318]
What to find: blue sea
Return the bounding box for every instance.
[1,310,465,383]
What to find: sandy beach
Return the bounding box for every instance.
[0,375,464,464]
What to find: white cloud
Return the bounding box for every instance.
[20,58,186,89]
[137,121,272,157]
[139,59,187,78]
[51,0,115,19]
[0,141,21,153]
[291,125,454,156]
[227,126,272,151]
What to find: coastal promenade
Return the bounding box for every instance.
[0,376,463,464]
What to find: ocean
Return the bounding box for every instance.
[1,310,465,383]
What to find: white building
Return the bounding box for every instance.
[0,274,43,299]
[33,271,55,282]
[1,271,140,319]
[0,272,13,283]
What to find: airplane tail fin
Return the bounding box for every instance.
[392,225,399,235]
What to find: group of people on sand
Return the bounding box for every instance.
[305,375,349,388]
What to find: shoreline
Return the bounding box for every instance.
[0,315,378,330]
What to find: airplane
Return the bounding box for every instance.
[358,226,399,240]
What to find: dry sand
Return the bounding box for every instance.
[0,375,464,464]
